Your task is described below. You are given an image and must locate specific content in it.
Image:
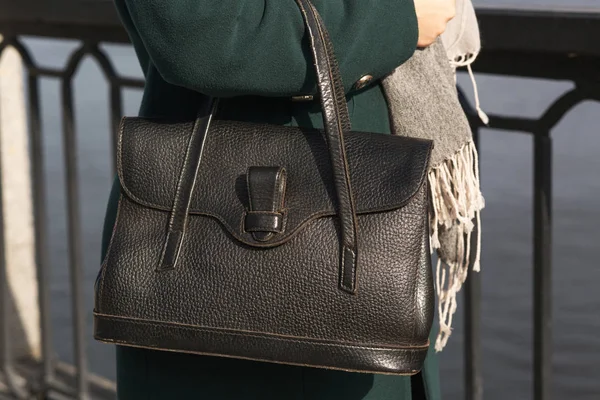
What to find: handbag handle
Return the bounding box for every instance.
[159,0,360,294]
[294,0,358,294]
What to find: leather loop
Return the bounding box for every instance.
[247,167,286,213]
[244,212,284,242]
[245,167,287,241]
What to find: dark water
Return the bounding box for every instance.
[19,1,599,398]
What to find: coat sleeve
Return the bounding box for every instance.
[120,0,418,97]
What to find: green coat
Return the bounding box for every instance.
[105,0,441,398]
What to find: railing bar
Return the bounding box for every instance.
[27,69,55,397]
[83,43,127,176]
[538,89,586,132]
[47,377,78,397]
[85,43,125,176]
[487,116,540,133]
[460,89,484,400]
[464,232,483,400]
[114,77,144,88]
[27,67,144,89]
[28,67,66,79]
[464,130,483,400]
[533,131,553,400]
[61,70,89,400]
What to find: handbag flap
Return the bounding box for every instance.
[117,117,432,248]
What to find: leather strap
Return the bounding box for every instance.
[245,166,287,242]
[295,0,359,294]
[160,1,360,294]
[157,100,218,271]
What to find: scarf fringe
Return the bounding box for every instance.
[428,141,484,352]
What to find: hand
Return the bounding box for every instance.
[413,0,456,47]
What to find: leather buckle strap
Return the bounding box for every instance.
[244,166,287,242]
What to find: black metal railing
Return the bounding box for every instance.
[465,8,600,400]
[0,36,143,400]
[0,6,599,400]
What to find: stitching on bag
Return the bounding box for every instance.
[411,187,423,343]
[95,313,430,351]
[340,247,347,289]
[278,168,287,210]
[339,247,356,292]
[349,248,357,290]
[116,116,125,176]
[123,192,423,248]
[246,167,254,211]
[119,171,428,227]
[98,193,124,312]
[92,339,421,376]
[115,107,433,252]
[412,185,430,342]
[117,124,431,249]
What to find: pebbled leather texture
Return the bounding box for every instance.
[95,184,433,374]
[94,0,435,375]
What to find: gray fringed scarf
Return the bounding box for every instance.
[382,0,486,351]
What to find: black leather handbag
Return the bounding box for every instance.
[94,0,434,375]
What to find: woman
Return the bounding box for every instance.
[104,0,456,398]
